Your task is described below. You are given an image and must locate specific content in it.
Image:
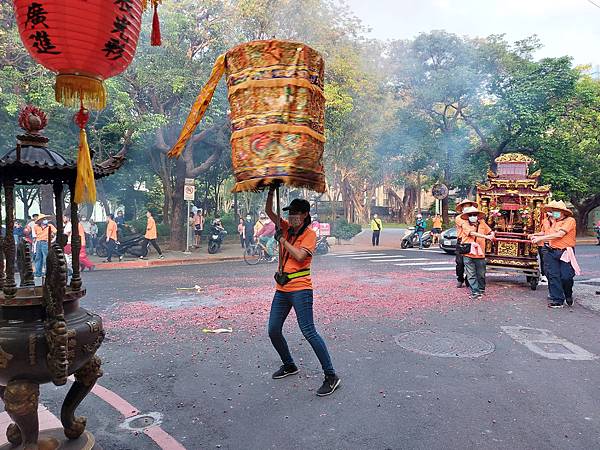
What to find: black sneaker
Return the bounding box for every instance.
[316,374,341,397]
[548,301,564,309]
[272,364,299,379]
[566,297,573,307]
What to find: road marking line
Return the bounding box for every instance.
[335,253,386,258]
[67,375,186,449]
[352,255,406,260]
[400,249,448,254]
[394,261,450,266]
[369,258,415,262]
[422,266,455,271]
[501,326,597,361]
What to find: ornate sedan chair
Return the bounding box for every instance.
[477,153,551,290]
[0,107,124,449]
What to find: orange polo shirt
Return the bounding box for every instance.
[548,217,576,249]
[433,217,442,228]
[78,223,86,247]
[145,217,158,239]
[460,219,492,259]
[106,219,118,241]
[455,216,467,240]
[34,224,56,242]
[277,220,317,293]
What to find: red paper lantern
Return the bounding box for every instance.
[13,0,144,110]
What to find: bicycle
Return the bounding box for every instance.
[244,239,278,265]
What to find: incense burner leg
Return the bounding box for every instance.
[61,355,102,439]
[2,380,40,449]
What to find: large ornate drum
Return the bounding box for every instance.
[226,40,325,192]
[168,39,326,193]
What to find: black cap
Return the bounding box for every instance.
[282,198,310,214]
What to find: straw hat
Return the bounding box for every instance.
[35,214,52,222]
[543,200,573,217]
[456,199,478,213]
[460,206,486,220]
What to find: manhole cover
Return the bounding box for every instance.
[394,330,495,358]
[120,412,163,432]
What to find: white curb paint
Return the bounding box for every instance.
[501,326,597,361]
[422,266,455,271]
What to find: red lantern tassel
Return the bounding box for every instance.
[151,4,162,46]
[74,105,97,204]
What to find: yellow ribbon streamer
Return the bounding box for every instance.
[74,129,97,204]
[168,54,226,158]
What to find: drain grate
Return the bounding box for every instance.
[395,329,495,358]
[120,412,163,432]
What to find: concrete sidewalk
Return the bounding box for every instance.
[89,242,246,271]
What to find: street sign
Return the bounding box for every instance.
[184,185,195,201]
[185,178,195,186]
[432,184,449,200]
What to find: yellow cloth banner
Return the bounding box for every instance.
[167,54,226,158]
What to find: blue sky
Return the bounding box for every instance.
[345,0,600,67]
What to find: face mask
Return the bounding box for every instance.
[246,216,251,221]
[546,212,553,218]
[288,214,304,229]
[468,216,478,223]
[552,211,561,219]
[42,220,48,225]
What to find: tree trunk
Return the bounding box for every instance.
[573,194,600,236]
[169,159,187,251]
[39,185,55,216]
[442,197,449,227]
[400,183,417,223]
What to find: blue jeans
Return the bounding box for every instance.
[268,289,335,376]
[416,231,424,248]
[34,241,49,277]
[544,248,575,302]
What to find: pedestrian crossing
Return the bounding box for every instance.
[326,251,455,272]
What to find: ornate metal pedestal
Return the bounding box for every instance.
[0,107,124,449]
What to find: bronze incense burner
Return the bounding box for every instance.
[0,107,125,449]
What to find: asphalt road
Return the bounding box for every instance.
[6,244,600,449]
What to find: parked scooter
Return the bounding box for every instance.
[315,236,330,255]
[401,227,432,249]
[95,233,146,259]
[208,225,227,254]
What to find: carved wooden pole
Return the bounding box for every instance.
[0,183,5,290]
[54,182,65,248]
[69,182,82,291]
[3,182,17,298]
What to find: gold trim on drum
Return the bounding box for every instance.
[231,124,326,143]
[227,77,324,97]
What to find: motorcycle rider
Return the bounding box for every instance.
[415,214,427,250]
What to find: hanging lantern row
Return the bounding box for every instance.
[13,0,166,204]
